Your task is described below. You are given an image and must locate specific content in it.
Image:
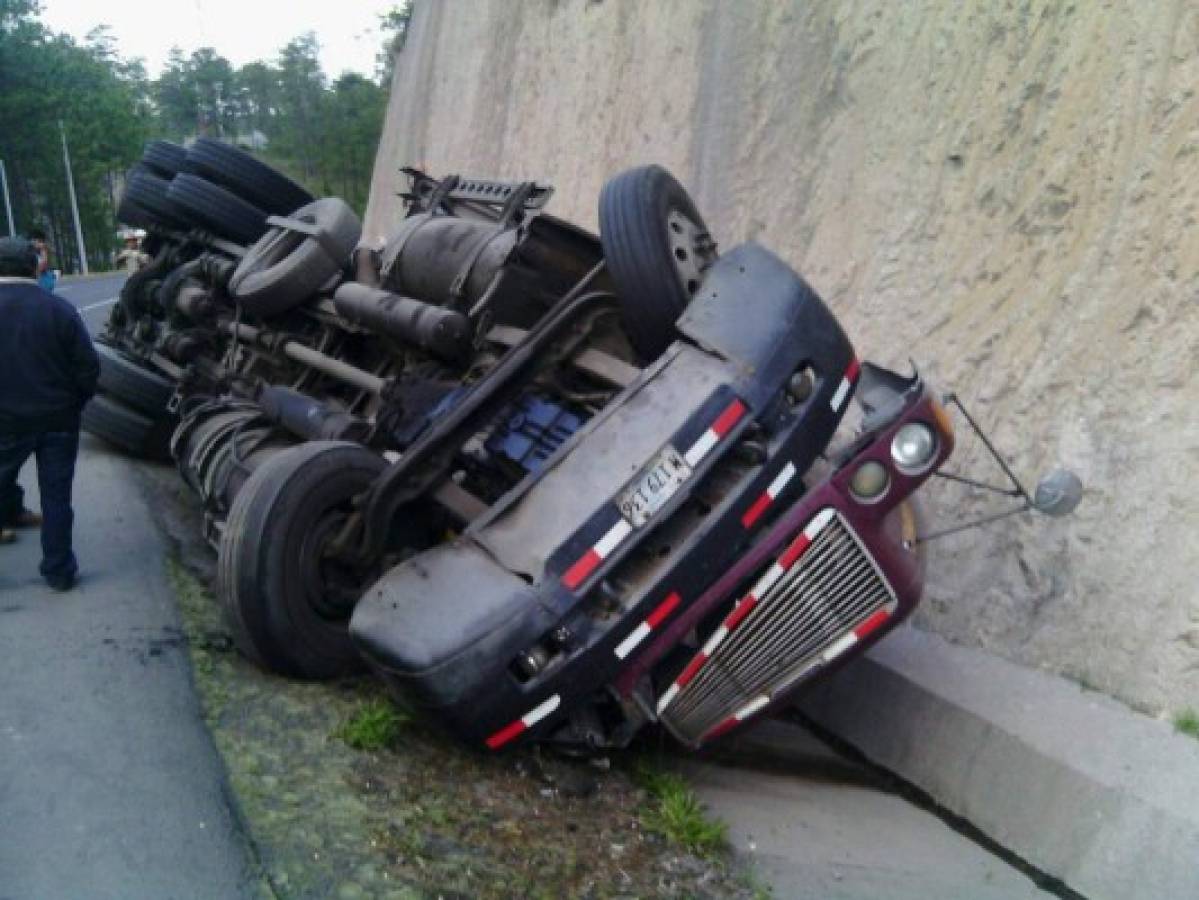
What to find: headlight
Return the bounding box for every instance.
[850,461,890,502]
[891,422,936,472]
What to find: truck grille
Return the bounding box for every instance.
[659,508,896,745]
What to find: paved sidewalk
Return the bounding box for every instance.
[0,436,261,900]
[685,722,1053,900]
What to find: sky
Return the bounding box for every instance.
[38,0,398,78]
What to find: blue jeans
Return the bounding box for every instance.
[0,431,79,581]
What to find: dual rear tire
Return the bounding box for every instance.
[82,345,176,460]
[217,441,385,679]
[118,138,316,245]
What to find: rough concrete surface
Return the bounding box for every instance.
[0,438,261,900]
[368,0,1199,716]
[686,722,1052,900]
[798,625,1199,900]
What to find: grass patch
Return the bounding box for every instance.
[1173,708,1199,740]
[334,697,409,750]
[166,555,207,611]
[743,867,774,900]
[635,761,728,859]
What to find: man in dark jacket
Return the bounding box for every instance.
[0,237,99,590]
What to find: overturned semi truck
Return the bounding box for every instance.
[89,140,1081,753]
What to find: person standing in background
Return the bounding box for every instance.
[0,481,42,545]
[115,229,150,273]
[29,228,57,292]
[0,237,98,589]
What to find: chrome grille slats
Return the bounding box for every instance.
[667,527,859,718]
[669,545,873,722]
[668,527,862,708]
[661,511,895,743]
[676,545,881,720]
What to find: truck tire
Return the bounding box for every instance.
[229,198,361,316]
[598,165,717,361]
[184,138,314,216]
[82,394,173,460]
[217,441,385,679]
[167,173,270,246]
[96,343,175,418]
[140,140,188,178]
[118,167,192,232]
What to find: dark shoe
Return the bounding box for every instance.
[45,571,76,591]
[0,528,15,544]
[15,508,42,528]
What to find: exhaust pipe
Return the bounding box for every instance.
[333,282,472,365]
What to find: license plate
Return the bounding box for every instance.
[617,445,693,527]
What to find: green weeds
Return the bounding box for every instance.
[334,697,409,750]
[1173,708,1199,740]
[634,761,728,859]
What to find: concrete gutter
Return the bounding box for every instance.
[792,626,1199,900]
[689,722,1053,899]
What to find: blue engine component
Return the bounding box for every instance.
[486,394,583,474]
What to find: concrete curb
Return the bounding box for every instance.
[793,626,1199,900]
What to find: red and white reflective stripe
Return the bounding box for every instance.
[722,594,758,632]
[656,621,729,714]
[703,694,772,741]
[656,682,681,714]
[722,511,837,654]
[614,591,682,660]
[702,622,730,657]
[820,603,897,664]
[741,461,798,528]
[485,694,562,750]
[561,518,634,590]
[778,507,835,569]
[853,607,892,641]
[829,357,862,412]
[563,398,746,591]
[657,646,707,713]
[683,398,746,467]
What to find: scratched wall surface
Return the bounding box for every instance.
[368,0,1199,715]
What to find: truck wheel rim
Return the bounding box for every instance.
[302,511,366,621]
[667,209,716,296]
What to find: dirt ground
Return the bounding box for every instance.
[137,465,754,900]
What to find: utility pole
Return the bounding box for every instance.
[58,120,88,274]
[0,159,14,236]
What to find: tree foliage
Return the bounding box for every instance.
[0,1,409,271]
[0,1,149,269]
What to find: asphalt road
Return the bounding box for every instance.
[54,272,127,330]
[0,273,261,900]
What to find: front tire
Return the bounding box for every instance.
[217,441,385,679]
[598,165,717,361]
